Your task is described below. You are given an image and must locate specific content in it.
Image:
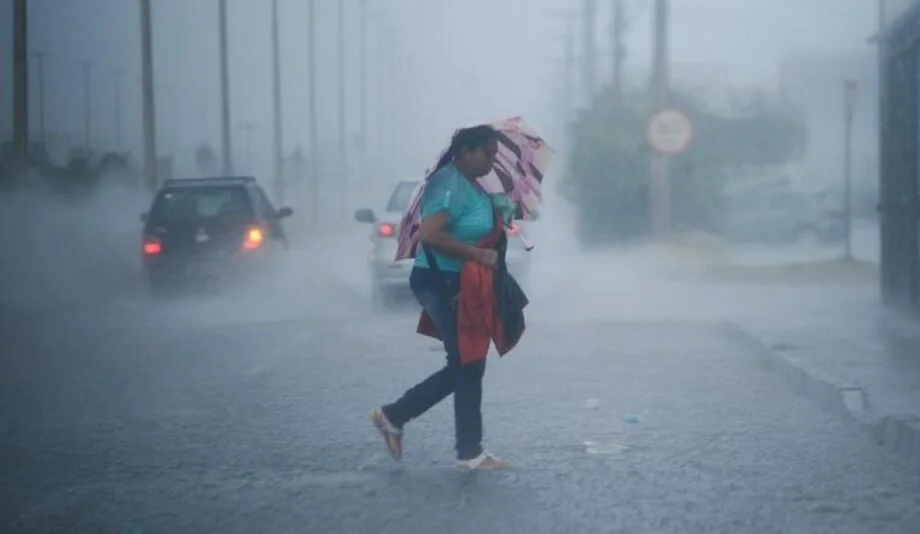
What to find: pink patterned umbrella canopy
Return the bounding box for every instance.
[394,116,553,262]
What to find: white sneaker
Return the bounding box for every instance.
[456,452,510,471]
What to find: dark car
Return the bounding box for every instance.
[139,176,293,295]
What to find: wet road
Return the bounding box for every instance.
[3,299,920,533]
[2,193,919,533]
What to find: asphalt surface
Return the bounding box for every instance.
[3,297,920,533]
[2,193,919,533]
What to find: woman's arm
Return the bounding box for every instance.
[418,211,495,267]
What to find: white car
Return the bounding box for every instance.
[354,180,531,310]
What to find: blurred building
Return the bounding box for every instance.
[879,0,920,313]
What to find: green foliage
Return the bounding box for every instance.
[563,85,807,245]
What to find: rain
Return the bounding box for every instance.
[1,0,920,532]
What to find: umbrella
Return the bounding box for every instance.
[394,116,553,262]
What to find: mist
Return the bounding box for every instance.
[3,1,920,532]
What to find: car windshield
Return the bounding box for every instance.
[149,186,253,224]
[385,181,419,212]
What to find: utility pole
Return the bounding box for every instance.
[611,0,625,100]
[112,69,124,150]
[649,0,671,238]
[140,0,158,192]
[375,20,385,178]
[358,0,368,206]
[11,0,29,181]
[581,0,597,104]
[386,29,398,176]
[307,0,319,226]
[844,79,858,262]
[218,0,234,176]
[270,0,284,204]
[31,50,47,145]
[877,0,891,300]
[79,61,94,149]
[337,0,348,220]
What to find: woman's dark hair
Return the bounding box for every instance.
[427,124,499,178]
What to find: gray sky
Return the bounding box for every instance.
[0,0,879,181]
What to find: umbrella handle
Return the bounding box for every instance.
[510,226,535,251]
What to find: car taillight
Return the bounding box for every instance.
[243,226,265,249]
[377,223,395,237]
[142,237,161,255]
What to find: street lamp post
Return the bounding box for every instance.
[112,69,124,151]
[32,51,47,145]
[270,0,284,204]
[358,0,368,206]
[844,79,858,262]
[307,0,319,227]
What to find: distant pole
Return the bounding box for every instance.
[844,79,858,262]
[270,0,284,203]
[218,0,234,176]
[79,61,94,149]
[337,0,348,219]
[358,0,368,206]
[11,0,28,180]
[112,69,124,150]
[375,20,385,177]
[649,0,671,238]
[307,0,319,226]
[386,29,397,175]
[611,0,625,100]
[581,0,597,103]
[140,0,158,192]
[32,50,47,145]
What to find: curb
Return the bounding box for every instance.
[719,321,920,465]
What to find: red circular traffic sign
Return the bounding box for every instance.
[646,109,693,155]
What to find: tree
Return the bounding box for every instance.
[563,84,807,245]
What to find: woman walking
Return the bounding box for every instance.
[370,125,513,471]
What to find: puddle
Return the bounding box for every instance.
[583,441,631,455]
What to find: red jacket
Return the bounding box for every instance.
[416,212,525,364]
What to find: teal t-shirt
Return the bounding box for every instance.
[414,163,494,272]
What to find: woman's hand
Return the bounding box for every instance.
[473,248,498,269]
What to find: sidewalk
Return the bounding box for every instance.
[527,242,920,464]
[725,288,920,464]
[654,239,920,464]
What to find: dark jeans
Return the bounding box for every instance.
[382,266,486,460]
